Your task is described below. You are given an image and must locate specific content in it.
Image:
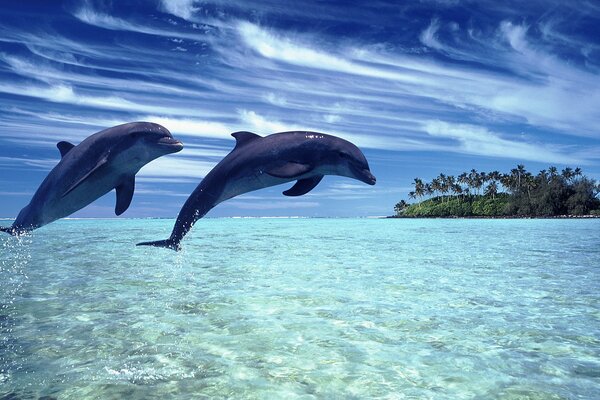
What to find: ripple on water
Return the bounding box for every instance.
[1,218,599,399]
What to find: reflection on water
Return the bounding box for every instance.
[1,218,599,399]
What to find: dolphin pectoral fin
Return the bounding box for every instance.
[56,141,75,158]
[62,157,109,198]
[283,175,324,196]
[231,131,261,149]
[115,175,135,216]
[266,162,312,178]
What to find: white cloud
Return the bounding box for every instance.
[0,83,214,117]
[235,20,600,139]
[237,109,439,151]
[138,156,215,180]
[237,22,429,85]
[420,19,443,50]
[323,114,342,124]
[140,115,233,139]
[264,92,287,107]
[237,109,290,133]
[73,2,208,41]
[159,0,199,20]
[0,156,57,170]
[423,120,583,164]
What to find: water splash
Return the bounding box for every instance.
[0,234,32,394]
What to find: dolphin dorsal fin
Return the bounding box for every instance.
[57,141,75,158]
[231,131,261,149]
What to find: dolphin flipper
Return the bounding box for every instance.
[266,162,312,178]
[283,175,324,196]
[115,175,135,216]
[62,157,108,197]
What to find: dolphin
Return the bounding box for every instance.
[137,130,376,251]
[0,122,183,235]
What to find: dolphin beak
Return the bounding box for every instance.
[358,168,376,185]
[157,137,184,153]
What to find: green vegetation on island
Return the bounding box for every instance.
[394,166,600,218]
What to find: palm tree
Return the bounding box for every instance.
[431,178,441,200]
[446,175,456,198]
[516,164,527,189]
[508,165,527,192]
[437,173,449,202]
[485,181,498,199]
[425,183,433,199]
[394,200,409,215]
[538,169,548,184]
[562,167,574,182]
[453,183,463,200]
[413,178,426,203]
[470,169,484,195]
[468,169,478,194]
[501,173,515,193]
[458,172,470,199]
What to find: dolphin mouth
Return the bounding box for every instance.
[157,137,184,152]
[362,169,377,185]
[352,166,376,185]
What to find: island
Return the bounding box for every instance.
[393,165,600,218]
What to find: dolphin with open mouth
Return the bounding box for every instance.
[1,122,183,235]
[137,130,376,251]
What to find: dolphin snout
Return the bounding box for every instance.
[363,170,377,185]
[355,167,376,185]
[157,137,184,153]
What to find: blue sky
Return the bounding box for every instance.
[0,0,599,218]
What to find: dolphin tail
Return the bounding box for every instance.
[0,226,16,236]
[136,238,181,251]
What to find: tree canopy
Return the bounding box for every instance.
[395,165,600,217]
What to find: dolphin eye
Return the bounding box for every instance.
[338,151,351,160]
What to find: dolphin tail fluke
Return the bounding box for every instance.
[0,226,16,236]
[136,238,181,251]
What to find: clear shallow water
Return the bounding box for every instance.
[1,218,599,399]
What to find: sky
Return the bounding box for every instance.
[0,0,599,218]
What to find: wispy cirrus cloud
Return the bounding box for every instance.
[1,0,598,217]
[72,2,211,41]
[234,20,600,139]
[419,19,443,50]
[158,0,199,21]
[422,120,584,165]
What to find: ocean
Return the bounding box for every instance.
[1,218,599,399]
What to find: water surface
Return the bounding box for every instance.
[1,218,599,399]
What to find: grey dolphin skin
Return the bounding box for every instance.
[137,130,376,251]
[0,122,183,235]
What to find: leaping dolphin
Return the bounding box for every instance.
[0,122,183,235]
[137,130,376,251]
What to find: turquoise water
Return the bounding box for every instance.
[1,218,599,399]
